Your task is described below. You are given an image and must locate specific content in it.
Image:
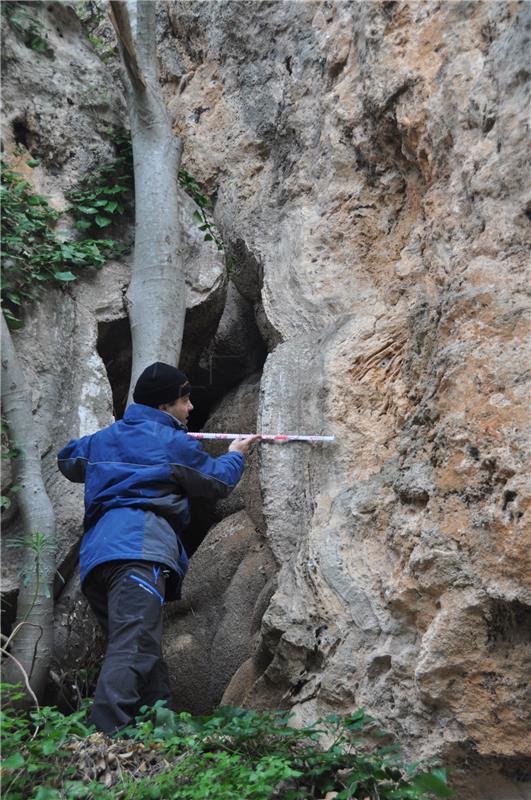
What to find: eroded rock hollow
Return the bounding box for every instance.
[1,2,530,797]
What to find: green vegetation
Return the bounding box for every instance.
[67,127,223,249]
[0,693,453,800]
[66,129,133,233]
[0,159,116,329]
[0,132,224,331]
[178,169,224,251]
[73,1,117,62]
[87,33,116,63]
[5,530,56,597]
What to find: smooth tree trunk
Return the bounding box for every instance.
[110,0,185,401]
[1,314,56,699]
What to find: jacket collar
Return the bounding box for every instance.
[123,403,187,432]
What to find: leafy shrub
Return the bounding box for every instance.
[178,169,224,251]
[0,691,453,800]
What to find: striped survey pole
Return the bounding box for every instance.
[188,432,335,443]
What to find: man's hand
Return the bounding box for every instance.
[229,434,261,457]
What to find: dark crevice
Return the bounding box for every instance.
[53,540,81,600]
[502,489,517,511]
[12,116,33,149]
[184,344,266,432]
[486,599,531,645]
[1,589,17,640]
[97,317,132,420]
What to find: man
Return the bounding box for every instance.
[58,362,259,734]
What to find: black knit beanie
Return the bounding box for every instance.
[133,362,191,408]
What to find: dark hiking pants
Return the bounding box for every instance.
[83,560,173,735]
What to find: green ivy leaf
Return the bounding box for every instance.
[1,752,25,769]
[75,220,92,231]
[411,771,453,797]
[53,271,77,282]
[192,210,203,224]
[13,180,29,195]
[6,292,22,304]
[94,215,112,227]
[76,206,98,215]
[4,314,24,330]
[26,159,41,167]
[42,737,56,754]
[34,788,61,800]
[104,200,118,213]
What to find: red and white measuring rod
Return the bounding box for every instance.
[188,432,335,443]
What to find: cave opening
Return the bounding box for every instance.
[96,317,132,420]
[12,117,33,150]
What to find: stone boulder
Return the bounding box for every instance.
[164,510,276,715]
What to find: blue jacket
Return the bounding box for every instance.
[57,403,245,599]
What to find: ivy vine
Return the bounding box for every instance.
[66,128,133,233]
[1,122,229,330]
[178,169,224,252]
[0,159,116,329]
[66,131,223,252]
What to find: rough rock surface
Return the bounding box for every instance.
[1,1,530,795]
[164,1,531,794]
[202,371,263,529]
[164,510,275,715]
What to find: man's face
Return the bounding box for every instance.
[159,395,193,425]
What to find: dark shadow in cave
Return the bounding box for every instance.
[1,590,17,640]
[96,317,132,420]
[184,349,266,433]
[180,347,267,559]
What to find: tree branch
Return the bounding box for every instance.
[109,0,146,91]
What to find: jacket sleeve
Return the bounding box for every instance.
[57,435,92,483]
[170,434,245,499]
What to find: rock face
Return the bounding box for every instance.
[163,1,531,795]
[1,1,530,796]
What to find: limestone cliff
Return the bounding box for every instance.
[162,3,530,795]
[1,2,530,797]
